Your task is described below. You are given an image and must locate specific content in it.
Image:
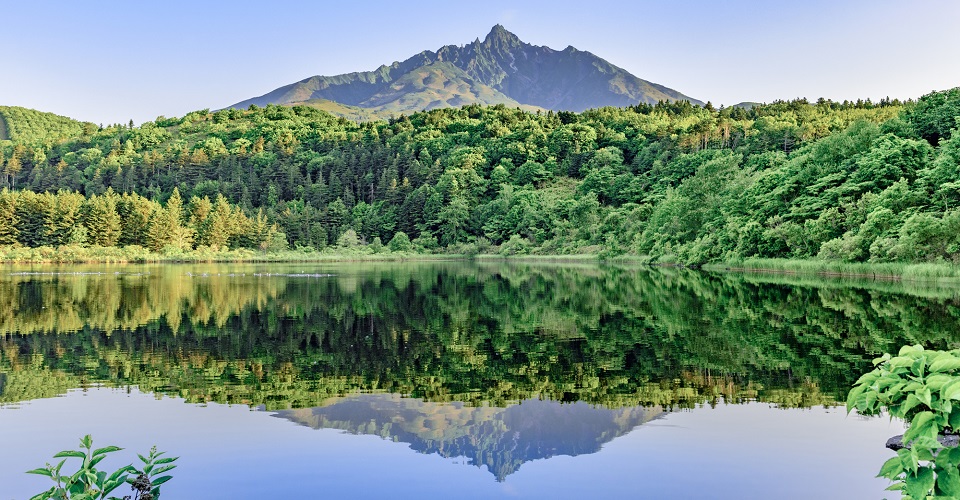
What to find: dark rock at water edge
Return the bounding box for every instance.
[886,434,960,451]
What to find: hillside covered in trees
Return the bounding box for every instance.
[1,87,960,264]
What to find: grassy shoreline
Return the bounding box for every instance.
[5,245,960,285]
[0,245,474,264]
[703,258,960,282]
[0,245,607,265]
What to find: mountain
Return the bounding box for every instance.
[731,101,762,110]
[228,25,701,117]
[275,394,661,481]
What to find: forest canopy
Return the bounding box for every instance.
[1,88,959,264]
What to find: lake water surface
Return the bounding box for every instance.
[2,262,953,498]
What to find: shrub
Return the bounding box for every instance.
[387,231,412,252]
[848,345,960,498]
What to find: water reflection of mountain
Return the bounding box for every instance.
[275,393,661,481]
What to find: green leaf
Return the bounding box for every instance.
[899,394,923,417]
[68,481,85,495]
[905,466,935,500]
[936,446,956,469]
[937,465,960,497]
[152,475,173,486]
[900,448,919,474]
[904,381,924,393]
[942,399,953,417]
[912,356,926,377]
[862,391,879,409]
[918,387,933,408]
[26,468,54,477]
[904,411,937,443]
[29,487,56,500]
[929,356,960,373]
[942,379,960,401]
[101,478,126,497]
[154,457,178,465]
[92,446,122,456]
[926,374,953,391]
[900,345,924,357]
[855,370,880,386]
[152,465,176,475]
[878,456,904,479]
[54,450,87,459]
[890,356,914,370]
[107,465,135,482]
[950,408,960,431]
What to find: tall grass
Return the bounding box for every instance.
[705,258,960,282]
[0,245,466,264]
[474,253,600,263]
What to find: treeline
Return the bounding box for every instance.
[0,188,277,252]
[1,89,959,263]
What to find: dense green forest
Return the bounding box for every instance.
[1,88,959,263]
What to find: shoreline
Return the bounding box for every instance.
[702,259,960,283]
[5,245,960,285]
[0,245,606,265]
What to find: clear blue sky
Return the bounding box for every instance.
[2,0,958,125]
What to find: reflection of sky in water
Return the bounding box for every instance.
[0,388,904,499]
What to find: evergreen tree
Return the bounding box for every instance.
[0,189,19,245]
[84,189,121,247]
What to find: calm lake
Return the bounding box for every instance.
[3,262,952,498]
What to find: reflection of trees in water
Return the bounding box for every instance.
[276,394,661,481]
[2,263,960,408]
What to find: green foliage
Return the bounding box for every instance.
[848,346,960,498]
[3,88,957,264]
[0,189,275,253]
[26,435,176,500]
[336,228,361,248]
[387,231,412,252]
[907,88,960,145]
[129,446,178,500]
[0,106,91,145]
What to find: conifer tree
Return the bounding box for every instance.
[0,189,19,245]
[84,189,121,247]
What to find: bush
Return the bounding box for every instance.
[412,232,438,253]
[387,231,412,252]
[499,234,530,255]
[848,345,960,498]
[336,229,361,248]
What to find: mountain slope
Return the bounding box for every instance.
[229,25,700,116]
[0,106,91,144]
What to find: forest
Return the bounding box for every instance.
[1,87,959,264]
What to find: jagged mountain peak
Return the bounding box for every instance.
[484,24,521,45]
[228,26,701,118]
